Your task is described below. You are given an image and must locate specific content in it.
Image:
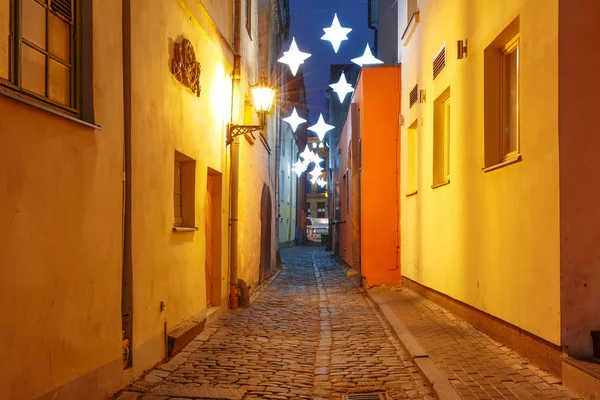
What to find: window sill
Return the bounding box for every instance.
[482,154,522,173]
[431,180,450,189]
[260,133,272,153]
[0,88,101,130]
[405,190,418,197]
[402,11,420,46]
[173,226,199,232]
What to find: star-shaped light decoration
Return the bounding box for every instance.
[309,174,320,185]
[309,151,324,166]
[307,114,335,142]
[321,13,352,53]
[309,165,324,183]
[292,160,308,176]
[299,146,314,163]
[351,44,384,67]
[278,37,311,76]
[283,107,307,132]
[316,178,327,188]
[329,73,355,103]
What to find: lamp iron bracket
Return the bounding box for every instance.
[227,124,263,145]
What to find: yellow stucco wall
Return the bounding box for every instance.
[400,0,561,344]
[0,0,125,398]
[236,0,278,289]
[0,0,276,398]
[129,0,234,370]
[278,127,298,244]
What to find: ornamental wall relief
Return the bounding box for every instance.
[171,38,201,97]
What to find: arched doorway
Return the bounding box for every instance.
[259,184,272,283]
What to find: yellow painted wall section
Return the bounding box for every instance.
[0,0,125,398]
[400,0,560,344]
[237,0,277,289]
[129,0,233,372]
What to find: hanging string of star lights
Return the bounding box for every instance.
[307,113,335,142]
[316,178,327,188]
[309,164,324,185]
[329,72,354,103]
[309,151,324,166]
[282,107,307,132]
[278,37,312,76]
[351,43,384,67]
[299,146,314,163]
[292,159,308,176]
[321,13,352,53]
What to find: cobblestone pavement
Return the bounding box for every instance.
[114,246,432,400]
[370,287,582,400]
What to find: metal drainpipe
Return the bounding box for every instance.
[228,0,242,310]
[287,136,294,246]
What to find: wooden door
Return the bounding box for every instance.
[205,174,213,306]
[259,185,272,283]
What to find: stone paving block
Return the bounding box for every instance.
[111,247,434,400]
[113,392,141,400]
[369,285,583,400]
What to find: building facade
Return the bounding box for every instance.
[368,0,399,63]
[305,135,329,241]
[327,64,360,252]
[0,0,288,398]
[277,68,307,247]
[397,0,600,392]
[334,66,401,286]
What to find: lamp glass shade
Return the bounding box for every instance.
[252,86,275,113]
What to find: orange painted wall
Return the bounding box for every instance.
[359,66,401,286]
[338,119,353,268]
[336,66,401,286]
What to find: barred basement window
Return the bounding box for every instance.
[0,0,94,120]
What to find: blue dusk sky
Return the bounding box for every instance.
[287,0,374,123]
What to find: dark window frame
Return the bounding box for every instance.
[245,0,252,38]
[0,0,94,122]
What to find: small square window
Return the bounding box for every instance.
[433,88,451,187]
[484,18,520,169]
[406,120,418,196]
[174,151,196,228]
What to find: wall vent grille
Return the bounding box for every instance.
[409,84,419,108]
[50,0,73,21]
[433,45,446,79]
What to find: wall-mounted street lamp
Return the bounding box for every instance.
[227,75,275,145]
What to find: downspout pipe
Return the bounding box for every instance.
[228,0,243,310]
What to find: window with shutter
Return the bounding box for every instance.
[0,0,89,115]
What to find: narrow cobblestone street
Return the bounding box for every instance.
[114,246,432,400]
